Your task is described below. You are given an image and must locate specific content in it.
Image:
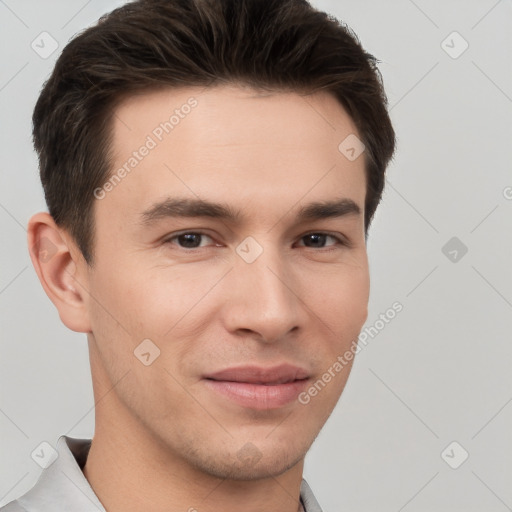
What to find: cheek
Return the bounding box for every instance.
[339,270,369,327]
[304,260,369,328]
[85,257,162,377]
[89,261,192,338]
[300,264,369,379]
[134,267,225,339]
[86,266,195,416]
[88,261,227,379]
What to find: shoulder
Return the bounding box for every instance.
[0,501,27,512]
[0,435,97,512]
[300,479,324,512]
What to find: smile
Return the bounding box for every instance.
[203,364,310,410]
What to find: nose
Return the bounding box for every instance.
[222,243,302,343]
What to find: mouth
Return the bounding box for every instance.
[202,364,310,410]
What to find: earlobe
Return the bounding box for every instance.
[27,212,92,333]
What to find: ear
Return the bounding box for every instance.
[27,212,92,333]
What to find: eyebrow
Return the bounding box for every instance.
[139,196,361,226]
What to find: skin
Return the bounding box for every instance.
[28,84,369,512]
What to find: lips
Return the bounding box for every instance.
[204,364,310,385]
[202,364,310,410]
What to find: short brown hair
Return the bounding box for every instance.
[33,0,395,265]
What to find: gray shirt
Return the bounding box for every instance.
[1,436,323,512]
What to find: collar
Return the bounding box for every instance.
[4,436,323,512]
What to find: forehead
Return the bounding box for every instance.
[99,84,366,228]
[111,84,359,151]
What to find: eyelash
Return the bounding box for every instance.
[162,231,349,251]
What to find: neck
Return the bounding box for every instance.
[83,354,304,512]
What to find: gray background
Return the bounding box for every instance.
[1,0,511,510]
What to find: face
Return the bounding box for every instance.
[84,84,369,480]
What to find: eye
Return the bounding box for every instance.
[162,230,348,251]
[297,232,346,250]
[163,231,215,249]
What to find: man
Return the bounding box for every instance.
[2,0,395,510]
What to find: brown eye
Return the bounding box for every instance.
[298,233,344,249]
[164,232,214,249]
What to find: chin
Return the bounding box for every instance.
[206,453,304,481]
[187,441,308,481]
